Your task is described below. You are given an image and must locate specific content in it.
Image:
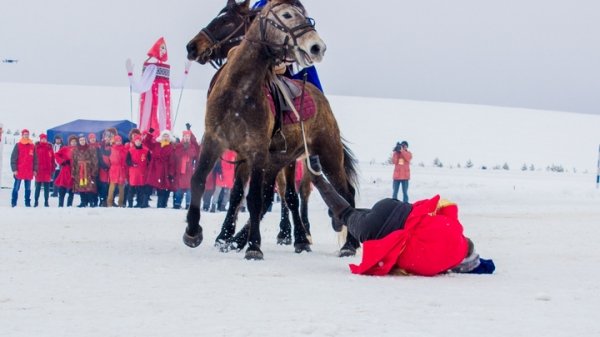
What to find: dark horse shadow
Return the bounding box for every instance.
[183,0,360,259]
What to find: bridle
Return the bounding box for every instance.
[197,10,255,69]
[249,3,317,65]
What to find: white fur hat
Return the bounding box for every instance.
[156,130,173,142]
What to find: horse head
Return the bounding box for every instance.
[186,0,255,66]
[251,0,326,68]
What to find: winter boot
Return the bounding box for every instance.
[308,156,352,223]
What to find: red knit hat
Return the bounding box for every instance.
[21,129,30,135]
[39,133,48,140]
[88,133,97,140]
[147,37,168,62]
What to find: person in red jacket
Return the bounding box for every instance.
[210,149,236,212]
[126,134,151,208]
[308,155,494,277]
[54,135,78,207]
[143,129,175,208]
[172,124,199,209]
[10,129,35,207]
[105,135,128,207]
[33,134,55,207]
[392,141,412,202]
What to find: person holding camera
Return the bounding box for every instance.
[392,141,412,202]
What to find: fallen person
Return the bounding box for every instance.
[307,155,495,276]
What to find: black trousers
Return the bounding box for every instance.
[343,199,412,243]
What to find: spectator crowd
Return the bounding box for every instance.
[9,125,237,211]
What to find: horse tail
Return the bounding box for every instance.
[342,138,359,196]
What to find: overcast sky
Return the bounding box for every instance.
[1,0,599,114]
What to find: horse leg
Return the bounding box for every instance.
[244,157,267,260]
[183,136,223,248]
[276,170,292,245]
[283,164,311,253]
[215,162,249,251]
[299,172,312,239]
[313,155,360,257]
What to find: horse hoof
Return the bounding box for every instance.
[338,247,356,257]
[214,239,231,252]
[276,234,292,245]
[245,249,264,260]
[183,231,203,248]
[294,243,312,254]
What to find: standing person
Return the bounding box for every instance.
[10,129,35,207]
[72,134,99,208]
[202,163,217,211]
[172,124,199,209]
[126,134,150,208]
[54,135,78,207]
[107,135,128,207]
[210,150,236,212]
[50,135,64,197]
[33,134,55,207]
[97,129,115,207]
[307,155,495,277]
[392,141,412,203]
[87,133,101,207]
[143,129,175,208]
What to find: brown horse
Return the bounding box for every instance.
[187,0,317,250]
[183,0,359,259]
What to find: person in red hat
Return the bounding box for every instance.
[33,134,55,207]
[54,135,78,207]
[107,135,128,207]
[10,129,35,207]
[126,133,151,208]
[172,123,199,209]
[126,37,172,137]
[307,155,495,277]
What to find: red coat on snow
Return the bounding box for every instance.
[172,133,199,190]
[349,195,468,277]
[127,145,150,187]
[34,142,55,182]
[108,144,128,184]
[10,139,35,180]
[54,146,74,189]
[392,150,412,180]
[216,150,236,189]
[143,132,175,190]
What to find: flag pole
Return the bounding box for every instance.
[173,61,192,129]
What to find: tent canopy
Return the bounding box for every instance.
[47,119,137,143]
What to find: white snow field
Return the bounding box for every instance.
[1,83,600,336]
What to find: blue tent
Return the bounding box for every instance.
[47,119,137,143]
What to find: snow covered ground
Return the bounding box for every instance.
[2,157,600,336]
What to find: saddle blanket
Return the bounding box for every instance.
[265,78,316,125]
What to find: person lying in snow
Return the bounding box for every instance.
[307,155,495,277]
